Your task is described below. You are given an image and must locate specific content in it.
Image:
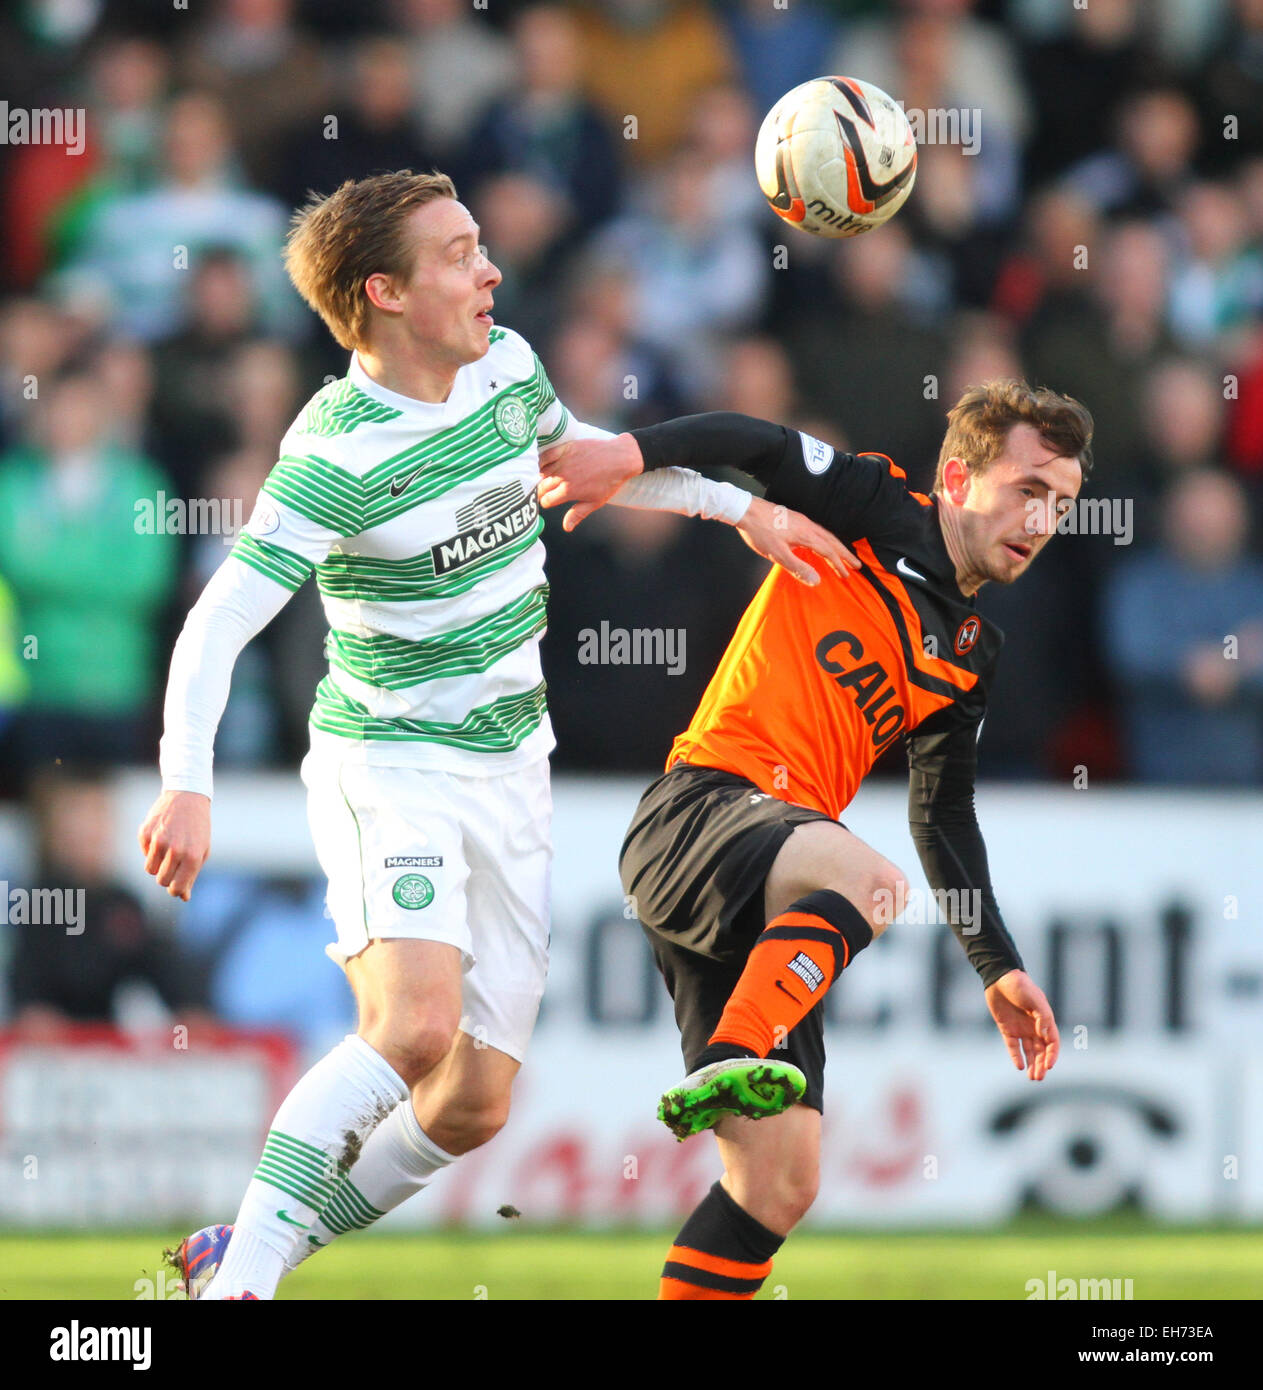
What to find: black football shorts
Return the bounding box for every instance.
[620,762,841,1112]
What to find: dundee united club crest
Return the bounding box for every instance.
[955,617,981,655]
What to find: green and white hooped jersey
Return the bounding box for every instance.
[232,328,572,773]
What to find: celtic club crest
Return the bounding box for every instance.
[493,393,533,447]
[392,874,434,910]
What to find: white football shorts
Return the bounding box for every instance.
[300,750,552,1062]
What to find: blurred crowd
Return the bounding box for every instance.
[1,0,1262,822]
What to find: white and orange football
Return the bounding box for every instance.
[755,76,918,238]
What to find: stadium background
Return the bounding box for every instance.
[0,0,1261,1300]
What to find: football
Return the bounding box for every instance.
[755,76,918,238]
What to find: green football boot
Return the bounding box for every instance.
[658,1058,807,1140]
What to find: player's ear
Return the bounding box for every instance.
[364,272,404,315]
[942,457,971,506]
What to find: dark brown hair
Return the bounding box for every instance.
[284,170,458,350]
[934,379,1094,490]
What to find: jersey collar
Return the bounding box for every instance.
[348,351,454,415]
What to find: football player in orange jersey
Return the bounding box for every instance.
[540,380,1093,1299]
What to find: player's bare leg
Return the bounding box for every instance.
[656,822,901,1297]
[762,819,909,927]
[185,939,462,1299]
[272,1028,521,1273]
[348,939,465,1087]
[657,1106,821,1299]
[265,753,551,1281]
[716,1105,821,1236]
[411,1029,520,1154]
[658,822,903,1139]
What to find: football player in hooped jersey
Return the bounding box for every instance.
[137,171,850,1300]
[539,381,1093,1299]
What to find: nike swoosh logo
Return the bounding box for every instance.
[774,979,804,1006]
[390,468,423,498]
[276,1210,311,1229]
[896,556,927,582]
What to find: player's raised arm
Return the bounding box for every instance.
[533,389,756,530]
[139,471,354,902]
[904,704,1060,1082]
[539,412,789,512]
[541,410,908,544]
[539,412,860,582]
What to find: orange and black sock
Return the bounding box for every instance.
[698,889,873,1065]
[659,1180,784,1299]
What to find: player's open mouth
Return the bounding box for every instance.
[1004,541,1031,561]
[475,307,494,324]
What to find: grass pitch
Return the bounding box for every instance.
[2,1216,1260,1300]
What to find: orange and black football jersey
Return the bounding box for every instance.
[630,411,1023,986]
[666,437,1001,822]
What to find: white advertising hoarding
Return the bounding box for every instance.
[2,773,1253,1228]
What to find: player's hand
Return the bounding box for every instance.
[736,495,860,586]
[138,789,211,902]
[539,433,644,531]
[985,969,1059,1081]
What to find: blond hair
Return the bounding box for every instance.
[284,170,457,350]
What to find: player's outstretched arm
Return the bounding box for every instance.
[541,418,858,583]
[541,411,900,557]
[538,431,644,522]
[985,969,1060,1082]
[540,413,788,518]
[138,558,296,901]
[538,419,741,531]
[605,464,857,584]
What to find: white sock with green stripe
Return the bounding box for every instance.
[203,1033,408,1300]
[283,1099,458,1273]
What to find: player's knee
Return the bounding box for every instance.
[743,1161,819,1233]
[774,1165,819,1230]
[372,1018,457,1087]
[864,862,909,940]
[433,1096,512,1155]
[730,1144,819,1233]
